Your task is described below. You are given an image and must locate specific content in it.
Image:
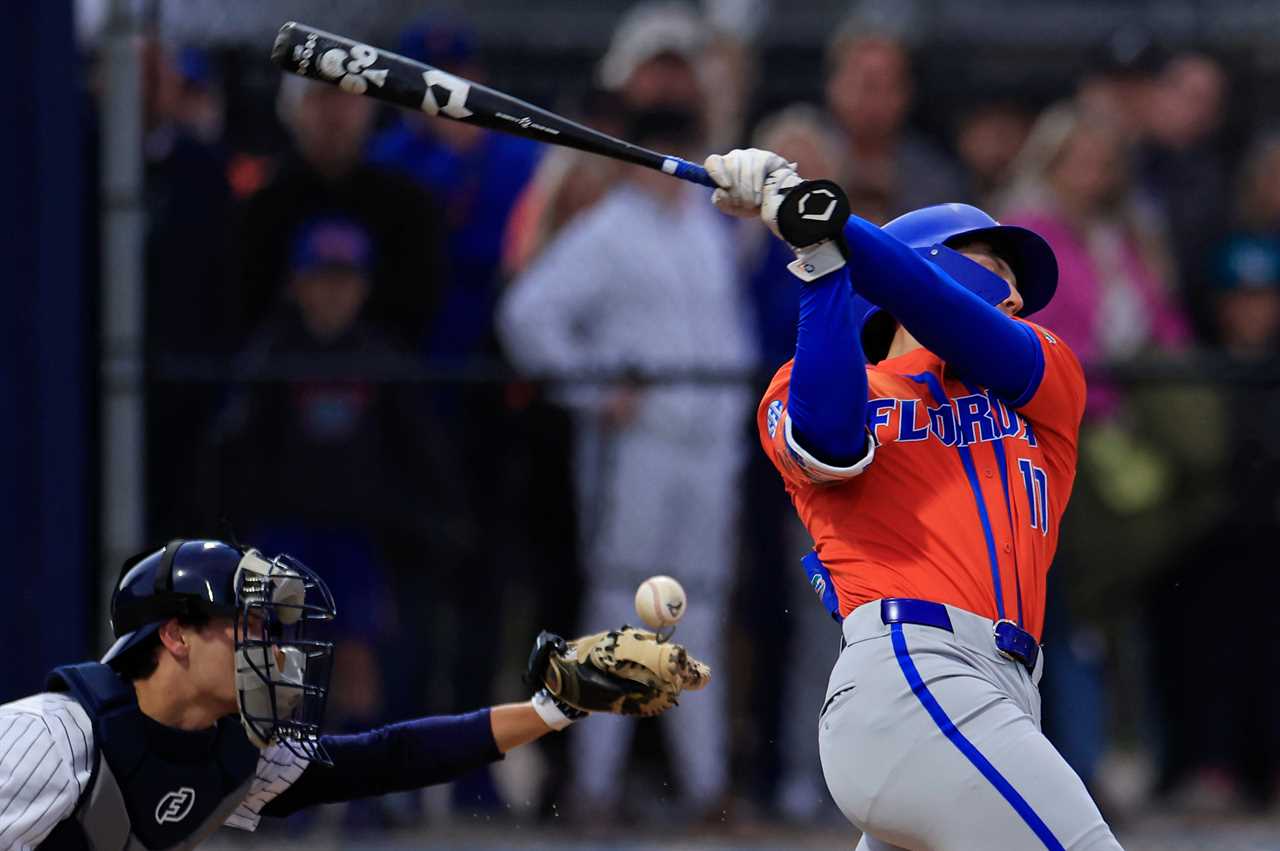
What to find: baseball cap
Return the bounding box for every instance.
[598,2,707,91]
[289,217,374,278]
[176,45,214,89]
[1213,235,1280,292]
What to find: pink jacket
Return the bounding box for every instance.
[1002,209,1191,418]
[1002,210,1191,365]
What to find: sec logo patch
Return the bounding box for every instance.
[767,400,783,438]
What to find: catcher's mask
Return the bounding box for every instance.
[103,539,337,764]
[233,549,336,764]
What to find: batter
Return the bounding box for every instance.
[704,148,1122,850]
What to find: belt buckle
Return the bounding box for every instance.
[992,618,1025,665]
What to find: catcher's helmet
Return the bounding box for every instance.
[103,539,247,664]
[102,539,338,762]
[854,203,1059,362]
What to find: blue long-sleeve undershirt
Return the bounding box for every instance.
[788,266,869,465]
[259,709,501,816]
[785,216,1043,465]
[840,215,1043,402]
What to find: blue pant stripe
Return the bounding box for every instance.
[890,623,1064,851]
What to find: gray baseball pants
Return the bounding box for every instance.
[820,600,1123,850]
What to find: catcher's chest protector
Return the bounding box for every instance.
[41,664,259,851]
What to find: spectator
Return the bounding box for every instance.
[740,102,845,822]
[369,20,541,363]
[824,12,966,220]
[953,97,1034,210]
[1139,52,1232,340]
[503,148,622,279]
[236,76,445,347]
[498,1,756,825]
[170,45,225,145]
[1076,27,1166,146]
[506,2,746,273]
[1156,160,1280,809]
[699,0,766,153]
[140,39,236,539]
[1156,235,1280,813]
[1212,236,1280,357]
[498,87,629,817]
[1000,101,1190,395]
[209,217,468,739]
[998,103,1192,537]
[1226,134,1280,250]
[503,88,628,277]
[998,101,1191,798]
[367,31,543,789]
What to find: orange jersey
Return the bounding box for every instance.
[758,321,1085,639]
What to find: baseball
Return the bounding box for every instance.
[635,575,687,630]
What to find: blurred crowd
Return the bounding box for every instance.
[91,0,1280,834]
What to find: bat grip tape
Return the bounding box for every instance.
[662,157,716,187]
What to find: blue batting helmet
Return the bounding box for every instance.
[882,203,1058,316]
[853,203,1058,362]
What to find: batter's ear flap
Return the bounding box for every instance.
[861,312,897,364]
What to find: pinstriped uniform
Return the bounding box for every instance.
[0,694,307,850]
[0,695,92,851]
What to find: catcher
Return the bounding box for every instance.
[0,539,707,849]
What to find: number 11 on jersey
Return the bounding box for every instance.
[1018,459,1049,536]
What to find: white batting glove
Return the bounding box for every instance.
[706,149,850,283]
[759,163,806,243]
[705,148,793,220]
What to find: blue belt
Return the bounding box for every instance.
[880,598,1040,674]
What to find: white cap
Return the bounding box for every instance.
[598,1,708,91]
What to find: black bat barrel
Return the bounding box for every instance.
[271,22,714,186]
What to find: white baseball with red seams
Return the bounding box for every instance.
[634,576,687,630]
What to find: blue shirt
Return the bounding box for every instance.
[368,122,540,358]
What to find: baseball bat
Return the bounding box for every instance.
[270,22,715,188]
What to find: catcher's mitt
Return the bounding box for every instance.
[525,627,710,717]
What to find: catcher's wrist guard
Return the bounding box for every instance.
[531,688,586,730]
[524,627,710,717]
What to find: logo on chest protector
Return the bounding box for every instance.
[155,787,196,824]
[811,574,827,598]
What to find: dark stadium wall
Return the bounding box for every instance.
[0,0,92,700]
